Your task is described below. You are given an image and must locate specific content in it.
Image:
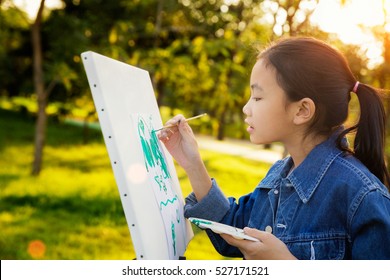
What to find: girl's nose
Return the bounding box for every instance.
[243,102,250,116]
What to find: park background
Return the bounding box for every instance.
[1,0,390,260]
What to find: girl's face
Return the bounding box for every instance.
[243,59,296,145]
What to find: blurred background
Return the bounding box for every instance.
[1,0,389,260]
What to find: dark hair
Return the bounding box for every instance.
[258,37,389,188]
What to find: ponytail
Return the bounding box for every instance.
[338,83,390,189]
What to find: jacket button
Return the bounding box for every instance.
[265,225,273,233]
[274,189,279,195]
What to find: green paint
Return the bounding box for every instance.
[159,195,178,210]
[137,117,170,178]
[136,115,179,257]
[138,118,155,171]
[154,175,167,194]
[191,219,212,227]
[151,129,170,179]
[171,221,176,256]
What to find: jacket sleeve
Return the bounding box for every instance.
[184,178,259,258]
[350,188,390,259]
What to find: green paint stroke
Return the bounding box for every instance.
[171,221,176,256]
[176,209,180,223]
[151,129,170,179]
[160,195,178,210]
[137,117,170,179]
[138,118,155,171]
[191,218,212,227]
[154,175,167,194]
[137,116,177,257]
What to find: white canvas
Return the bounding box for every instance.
[81,51,193,259]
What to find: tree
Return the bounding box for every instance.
[139,0,270,140]
[0,1,33,99]
[1,0,64,175]
[31,0,50,175]
[260,0,320,38]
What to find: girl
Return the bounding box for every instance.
[158,37,390,259]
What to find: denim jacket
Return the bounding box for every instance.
[184,133,390,259]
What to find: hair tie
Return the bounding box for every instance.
[352,81,360,93]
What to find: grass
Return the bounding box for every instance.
[0,109,271,260]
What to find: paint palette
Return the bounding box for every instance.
[188,217,258,242]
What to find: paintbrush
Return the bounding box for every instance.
[154,113,207,132]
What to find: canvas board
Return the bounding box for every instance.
[81,51,193,260]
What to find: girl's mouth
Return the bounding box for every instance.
[247,125,254,133]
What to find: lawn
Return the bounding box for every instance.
[0,109,271,260]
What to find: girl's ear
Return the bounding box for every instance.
[293,98,316,125]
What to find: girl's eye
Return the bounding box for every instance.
[253,98,262,101]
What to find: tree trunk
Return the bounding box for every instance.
[216,109,226,141]
[31,0,47,176]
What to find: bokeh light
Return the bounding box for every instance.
[27,240,46,259]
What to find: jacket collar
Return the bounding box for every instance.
[259,129,345,203]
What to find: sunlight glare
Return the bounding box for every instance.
[312,0,384,44]
[127,163,148,184]
[13,0,64,20]
[312,0,390,68]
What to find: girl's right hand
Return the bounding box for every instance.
[159,114,212,201]
[158,114,202,171]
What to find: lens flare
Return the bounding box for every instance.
[27,240,46,259]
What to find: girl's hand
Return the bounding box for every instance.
[159,114,212,200]
[220,227,297,260]
[158,114,202,171]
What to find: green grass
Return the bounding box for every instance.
[0,109,271,260]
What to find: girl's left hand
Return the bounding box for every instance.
[220,227,297,260]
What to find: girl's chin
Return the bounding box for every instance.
[248,135,261,145]
[248,135,270,146]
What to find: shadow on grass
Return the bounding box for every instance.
[0,108,104,151]
[43,152,111,172]
[0,174,21,188]
[0,193,132,259]
[1,194,125,222]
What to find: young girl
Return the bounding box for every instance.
[158,37,390,260]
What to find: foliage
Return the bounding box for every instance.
[0,0,350,140]
[0,109,270,259]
